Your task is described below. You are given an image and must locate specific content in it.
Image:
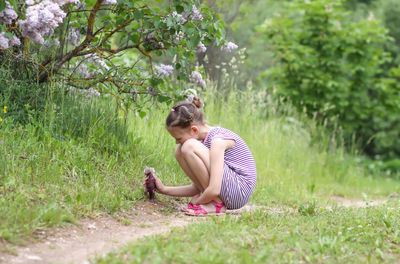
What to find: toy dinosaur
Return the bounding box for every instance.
[144,167,156,202]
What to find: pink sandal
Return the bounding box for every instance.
[180,202,201,212]
[185,200,225,216]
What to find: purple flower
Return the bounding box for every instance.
[0,1,18,24]
[0,32,21,49]
[67,27,81,46]
[222,41,238,52]
[196,42,206,53]
[0,33,10,49]
[17,1,67,44]
[190,71,206,87]
[190,5,203,22]
[155,64,174,78]
[171,11,187,24]
[102,0,117,5]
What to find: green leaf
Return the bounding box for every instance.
[134,10,143,20]
[150,78,162,87]
[131,32,141,44]
[0,1,6,12]
[176,5,184,14]
[175,63,181,70]
[139,110,147,118]
[4,32,14,39]
[157,95,169,103]
[188,35,201,49]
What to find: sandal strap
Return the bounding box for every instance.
[193,205,208,215]
[188,203,201,210]
[211,200,225,213]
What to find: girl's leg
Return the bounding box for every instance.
[175,138,223,204]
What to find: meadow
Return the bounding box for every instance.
[1,81,400,262]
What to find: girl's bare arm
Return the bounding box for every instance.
[153,175,200,197]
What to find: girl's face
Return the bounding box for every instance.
[167,125,199,145]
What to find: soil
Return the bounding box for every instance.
[0,198,389,264]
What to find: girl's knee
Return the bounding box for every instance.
[180,139,198,155]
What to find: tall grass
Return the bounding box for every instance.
[1,79,399,246]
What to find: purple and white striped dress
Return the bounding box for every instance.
[202,127,257,209]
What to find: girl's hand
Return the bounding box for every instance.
[152,174,165,194]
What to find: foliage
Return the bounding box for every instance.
[0,0,227,113]
[258,0,400,160]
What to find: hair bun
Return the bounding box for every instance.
[192,96,203,109]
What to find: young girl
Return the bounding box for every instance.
[152,96,257,216]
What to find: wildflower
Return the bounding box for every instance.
[3,106,7,114]
[0,118,3,122]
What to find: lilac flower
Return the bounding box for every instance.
[86,88,100,98]
[0,33,10,49]
[75,63,90,78]
[40,39,60,51]
[0,1,18,24]
[25,0,35,5]
[9,36,21,46]
[17,1,67,44]
[190,5,203,22]
[102,0,117,5]
[0,32,20,49]
[155,64,174,78]
[222,41,239,52]
[174,31,184,41]
[190,71,206,87]
[171,11,187,24]
[76,1,85,10]
[85,54,110,71]
[196,41,206,53]
[54,0,80,5]
[67,27,81,46]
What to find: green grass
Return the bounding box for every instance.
[1,82,400,252]
[95,202,400,263]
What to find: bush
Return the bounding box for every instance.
[259,0,400,161]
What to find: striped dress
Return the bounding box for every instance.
[202,127,257,209]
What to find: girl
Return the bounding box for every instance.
[152,96,257,216]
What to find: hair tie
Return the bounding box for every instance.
[171,108,175,112]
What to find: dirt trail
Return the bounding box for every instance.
[0,198,389,264]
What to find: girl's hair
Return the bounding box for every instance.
[166,96,204,128]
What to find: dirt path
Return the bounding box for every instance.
[0,201,200,264]
[0,198,389,264]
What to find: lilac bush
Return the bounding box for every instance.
[0,0,232,112]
